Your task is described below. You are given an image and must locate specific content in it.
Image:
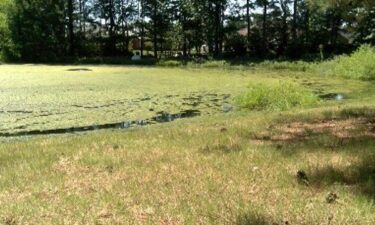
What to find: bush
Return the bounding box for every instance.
[236,82,319,111]
[332,44,375,80]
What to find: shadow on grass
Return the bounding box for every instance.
[307,145,375,199]
[199,142,242,154]
[235,211,269,225]
[255,107,375,153]
[257,107,375,200]
[323,106,375,119]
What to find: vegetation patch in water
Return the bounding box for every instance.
[236,82,319,111]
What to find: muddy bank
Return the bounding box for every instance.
[0,110,203,137]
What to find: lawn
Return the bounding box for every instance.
[0,65,374,224]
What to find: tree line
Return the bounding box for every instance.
[0,0,374,62]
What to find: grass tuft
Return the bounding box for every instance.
[235,82,319,111]
[157,60,183,67]
[259,60,311,72]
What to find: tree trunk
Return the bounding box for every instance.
[292,0,298,43]
[121,0,125,52]
[67,0,75,56]
[246,0,251,51]
[109,0,116,55]
[331,13,341,51]
[153,2,158,59]
[140,0,144,57]
[262,1,268,51]
[207,3,214,54]
[305,7,309,46]
[214,2,222,57]
[79,0,82,32]
[183,36,187,57]
[141,24,144,57]
[280,0,288,55]
[219,4,224,53]
[125,23,129,53]
[83,0,86,33]
[182,14,187,57]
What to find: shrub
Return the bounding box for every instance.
[236,82,319,111]
[332,44,375,80]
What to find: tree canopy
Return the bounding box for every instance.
[0,0,374,62]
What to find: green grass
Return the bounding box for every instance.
[332,45,375,80]
[235,82,319,111]
[0,64,375,224]
[258,60,311,72]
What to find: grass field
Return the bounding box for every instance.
[0,65,374,224]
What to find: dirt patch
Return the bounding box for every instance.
[52,157,115,194]
[252,117,375,143]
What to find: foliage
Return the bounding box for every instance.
[332,44,375,80]
[6,0,68,61]
[224,33,247,56]
[0,0,15,60]
[0,0,374,61]
[236,82,319,111]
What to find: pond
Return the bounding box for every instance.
[319,93,346,101]
[0,92,233,137]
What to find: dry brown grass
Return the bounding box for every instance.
[0,110,374,224]
[251,117,375,143]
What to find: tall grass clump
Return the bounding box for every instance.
[157,60,183,67]
[189,60,229,68]
[236,82,319,111]
[259,60,311,72]
[333,44,375,80]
